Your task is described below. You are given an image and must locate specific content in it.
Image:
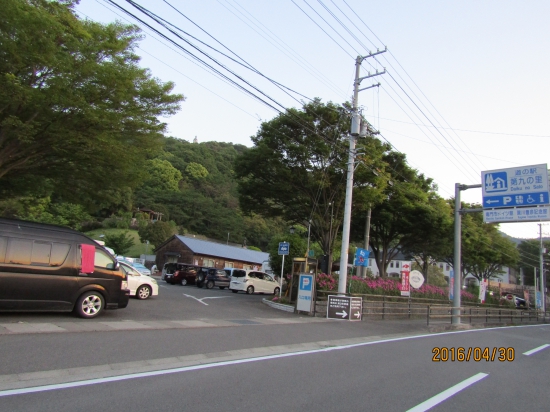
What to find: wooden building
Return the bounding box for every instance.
[154,235,270,271]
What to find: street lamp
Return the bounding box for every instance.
[289,226,295,234]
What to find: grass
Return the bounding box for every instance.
[84,228,155,258]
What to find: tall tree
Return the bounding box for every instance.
[0,0,183,205]
[352,150,438,277]
[234,99,388,269]
[517,239,550,286]
[442,203,519,282]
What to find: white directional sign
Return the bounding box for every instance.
[483,206,550,223]
[482,164,549,209]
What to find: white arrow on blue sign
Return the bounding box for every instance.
[278,242,289,255]
[482,164,549,209]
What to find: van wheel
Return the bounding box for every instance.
[206,280,214,289]
[231,289,238,293]
[180,278,187,286]
[274,287,280,295]
[219,286,226,290]
[136,285,151,300]
[246,286,254,295]
[75,292,104,319]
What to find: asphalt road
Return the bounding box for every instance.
[1,279,549,411]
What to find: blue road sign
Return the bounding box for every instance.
[482,192,550,208]
[278,242,289,255]
[482,164,549,209]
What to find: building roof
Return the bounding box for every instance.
[173,235,269,264]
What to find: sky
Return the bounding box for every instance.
[75,0,550,240]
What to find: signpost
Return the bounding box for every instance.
[483,206,550,223]
[482,164,549,208]
[296,274,314,313]
[400,263,411,297]
[278,242,289,298]
[327,295,362,321]
[409,270,424,289]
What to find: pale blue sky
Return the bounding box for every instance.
[76,0,550,239]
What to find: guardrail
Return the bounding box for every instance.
[314,291,548,325]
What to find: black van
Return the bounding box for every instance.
[0,218,129,318]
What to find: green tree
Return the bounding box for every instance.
[143,158,182,192]
[234,99,388,270]
[138,221,176,247]
[516,239,550,286]
[104,232,134,256]
[443,204,519,282]
[0,0,183,205]
[267,234,307,276]
[352,151,439,277]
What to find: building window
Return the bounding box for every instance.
[203,258,214,267]
[395,262,400,268]
[446,265,450,271]
[243,264,253,270]
[390,262,394,268]
[225,262,234,268]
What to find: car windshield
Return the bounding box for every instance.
[120,263,141,276]
[232,270,245,277]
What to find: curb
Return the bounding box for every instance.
[262,298,295,313]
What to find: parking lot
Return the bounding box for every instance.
[0,276,294,326]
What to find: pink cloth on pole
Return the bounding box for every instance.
[81,244,96,273]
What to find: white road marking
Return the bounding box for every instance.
[523,343,550,356]
[1,323,548,398]
[406,373,488,412]
[182,293,230,306]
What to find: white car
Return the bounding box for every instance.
[129,262,152,276]
[119,262,158,299]
[229,270,281,295]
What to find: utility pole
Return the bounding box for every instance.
[361,207,371,278]
[539,224,546,312]
[452,183,482,324]
[338,50,386,294]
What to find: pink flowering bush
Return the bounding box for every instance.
[316,273,338,291]
[316,272,478,302]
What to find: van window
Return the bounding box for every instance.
[94,249,116,269]
[31,241,52,266]
[0,236,7,263]
[6,238,32,265]
[51,243,71,266]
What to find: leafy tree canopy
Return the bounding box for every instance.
[0,0,183,205]
[234,99,388,266]
[105,231,134,256]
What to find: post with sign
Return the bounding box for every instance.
[327,295,362,321]
[278,242,289,298]
[296,274,315,314]
[400,263,411,297]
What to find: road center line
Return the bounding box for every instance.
[523,344,550,356]
[406,373,488,412]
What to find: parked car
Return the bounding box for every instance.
[0,218,130,318]
[129,262,151,276]
[229,270,280,295]
[224,268,247,281]
[167,264,199,286]
[161,262,177,281]
[503,293,527,308]
[119,262,158,299]
[196,267,231,289]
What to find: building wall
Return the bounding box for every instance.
[155,237,265,270]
